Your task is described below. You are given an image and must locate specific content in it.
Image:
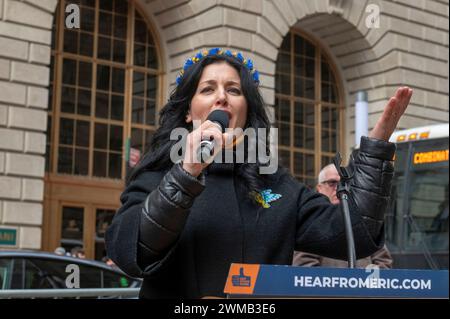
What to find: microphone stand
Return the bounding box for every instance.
[333,152,356,268]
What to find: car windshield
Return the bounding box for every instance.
[26,258,102,289]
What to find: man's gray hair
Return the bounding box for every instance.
[317,163,337,184]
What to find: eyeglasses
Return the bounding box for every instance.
[321,179,339,188]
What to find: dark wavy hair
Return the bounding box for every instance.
[127,54,276,199]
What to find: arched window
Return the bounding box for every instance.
[46,0,162,180]
[275,31,344,187]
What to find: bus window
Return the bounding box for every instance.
[406,167,448,253]
[405,138,449,255]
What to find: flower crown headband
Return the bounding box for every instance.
[175,47,260,86]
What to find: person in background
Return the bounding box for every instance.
[293,164,393,269]
[102,256,118,269]
[54,247,66,256]
[70,246,86,259]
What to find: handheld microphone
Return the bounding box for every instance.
[197,110,230,163]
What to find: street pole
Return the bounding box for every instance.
[355,91,368,147]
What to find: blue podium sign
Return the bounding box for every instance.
[224,264,449,298]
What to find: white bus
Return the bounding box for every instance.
[387,123,449,269]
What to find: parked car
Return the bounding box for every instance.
[0,250,141,290]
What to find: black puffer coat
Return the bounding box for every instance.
[106,136,396,298]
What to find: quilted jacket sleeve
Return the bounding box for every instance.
[295,136,396,259]
[105,163,205,277]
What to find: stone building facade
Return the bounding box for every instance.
[0,0,448,256]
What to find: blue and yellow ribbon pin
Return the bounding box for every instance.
[251,189,282,208]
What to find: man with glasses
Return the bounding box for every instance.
[293,164,393,269]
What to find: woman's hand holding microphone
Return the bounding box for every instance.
[182,110,231,177]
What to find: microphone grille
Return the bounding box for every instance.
[207,110,230,132]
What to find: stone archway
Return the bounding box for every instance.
[262,0,391,152]
[263,0,448,149]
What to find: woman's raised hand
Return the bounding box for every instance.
[369,86,413,142]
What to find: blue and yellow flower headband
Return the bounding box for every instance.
[175,47,260,86]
